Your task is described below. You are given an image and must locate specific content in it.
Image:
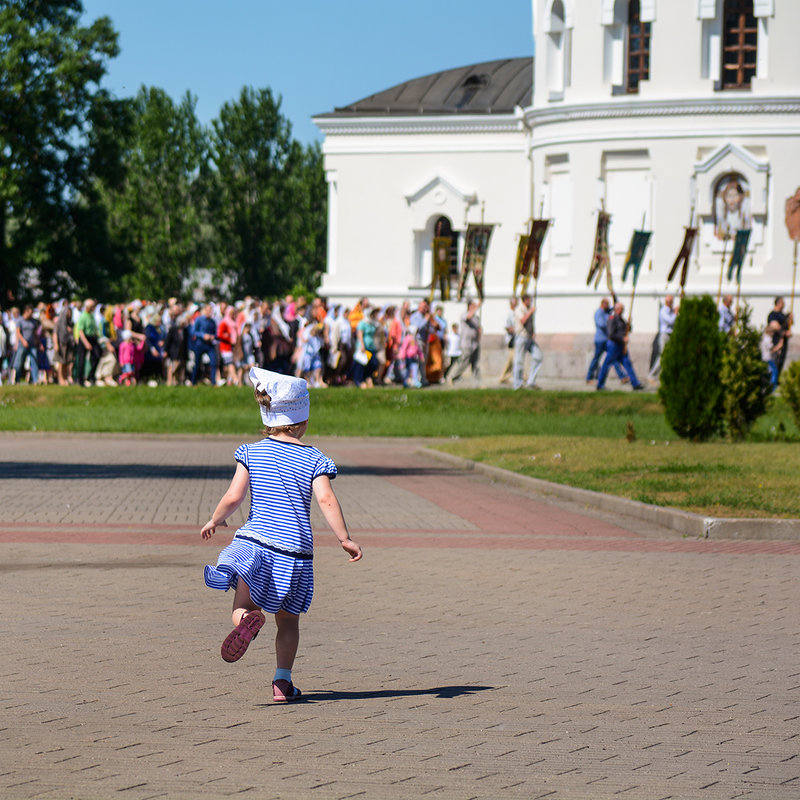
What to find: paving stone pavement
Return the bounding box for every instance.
[1,432,799,800]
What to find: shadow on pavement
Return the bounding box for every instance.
[0,462,466,480]
[0,462,236,480]
[258,685,495,705]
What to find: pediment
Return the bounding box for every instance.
[694,142,768,176]
[404,175,477,207]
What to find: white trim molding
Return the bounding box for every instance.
[313,113,526,138]
[528,95,800,127]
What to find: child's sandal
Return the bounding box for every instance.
[220,610,265,663]
[272,679,302,702]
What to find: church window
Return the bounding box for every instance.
[602,0,654,95]
[545,0,571,99]
[626,0,651,93]
[721,0,757,89]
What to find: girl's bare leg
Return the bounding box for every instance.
[231,578,260,626]
[274,609,300,670]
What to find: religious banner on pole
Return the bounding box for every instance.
[512,234,529,295]
[457,224,493,300]
[429,236,452,302]
[586,211,613,295]
[513,219,550,295]
[786,187,800,240]
[621,230,652,285]
[785,187,800,321]
[727,229,751,283]
[667,227,698,292]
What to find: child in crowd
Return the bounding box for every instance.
[117,329,145,386]
[201,367,362,702]
[397,325,423,388]
[299,322,327,388]
[235,321,258,386]
[95,336,120,386]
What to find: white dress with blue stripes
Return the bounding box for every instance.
[204,437,337,614]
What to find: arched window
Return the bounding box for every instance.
[626,0,651,93]
[721,0,757,89]
[713,173,752,239]
[545,0,571,98]
[433,216,460,287]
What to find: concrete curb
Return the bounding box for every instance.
[421,447,800,541]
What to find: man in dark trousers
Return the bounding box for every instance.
[767,296,792,379]
[191,304,221,386]
[596,302,645,391]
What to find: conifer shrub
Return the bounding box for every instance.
[780,359,800,430]
[658,294,724,441]
[719,303,770,440]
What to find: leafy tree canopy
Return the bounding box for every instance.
[100,86,213,299]
[209,87,326,299]
[0,0,127,301]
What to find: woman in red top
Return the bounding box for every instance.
[217,306,239,385]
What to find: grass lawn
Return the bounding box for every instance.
[1,384,798,518]
[435,435,800,519]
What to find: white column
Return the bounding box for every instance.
[325,170,338,277]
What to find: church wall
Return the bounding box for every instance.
[318,128,531,335]
[529,0,800,338]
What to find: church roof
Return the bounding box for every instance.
[318,57,532,118]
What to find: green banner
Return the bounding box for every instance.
[621,230,652,284]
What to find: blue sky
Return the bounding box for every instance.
[80,0,533,145]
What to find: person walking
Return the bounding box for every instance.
[448,299,483,386]
[767,296,792,379]
[75,299,101,387]
[12,305,40,385]
[596,302,644,391]
[648,294,677,381]
[498,297,518,384]
[512,294,543,390]
[191,304,221,386]
[201,368,362,702]
[586,297,626,383]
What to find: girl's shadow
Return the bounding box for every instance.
[258,684,494,705]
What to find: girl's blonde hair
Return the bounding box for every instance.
[253,386,307,436]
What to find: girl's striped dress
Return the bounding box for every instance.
[204,437,337,614]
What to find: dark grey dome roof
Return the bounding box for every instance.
[318,57,532,117]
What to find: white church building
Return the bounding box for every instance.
[313,0,800,378]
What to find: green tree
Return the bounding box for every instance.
[0,0,125,302]
[779,359,800,431]
[720,303,770,440]
[99,87,213,299]
[659,294,725,441]
[209,87,326,298]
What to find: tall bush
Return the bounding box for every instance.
[719,303,770,439]
[658,294,724,441]
[780,359,800,430]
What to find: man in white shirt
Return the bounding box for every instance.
[648,295,677,381]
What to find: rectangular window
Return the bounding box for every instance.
[721,0,757,89]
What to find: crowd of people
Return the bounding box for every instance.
[1,291,792,390]
[0,295,486,390]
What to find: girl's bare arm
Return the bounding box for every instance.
[313,475,362,561]
[201,462,249,539]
